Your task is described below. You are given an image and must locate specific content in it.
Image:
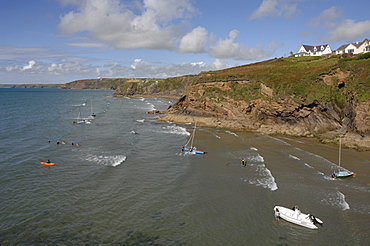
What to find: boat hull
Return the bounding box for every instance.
[333,171,355,178]
[40,162,55,166]
[182,146,206,154]
[274,206,322,229]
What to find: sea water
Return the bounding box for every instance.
[0,88,369,245]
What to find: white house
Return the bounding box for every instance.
[295,44,332,57]
[335,38,370,55]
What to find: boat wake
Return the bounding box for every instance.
[85,154,126,167]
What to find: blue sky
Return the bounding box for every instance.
[1,0,369,84]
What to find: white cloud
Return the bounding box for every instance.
[178,26,209,53]
[22,60,36,70]
[208,30,272,60]
[325,19,370,42]
[311,7,370,42]
[0,57,233,82]
[58,0,196,50]
[250,0,298,20]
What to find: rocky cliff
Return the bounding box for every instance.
[156,56,370,150]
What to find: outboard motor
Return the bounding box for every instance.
[309,214,323,226]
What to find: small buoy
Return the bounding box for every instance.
[353,173,357,177]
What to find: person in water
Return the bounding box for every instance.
[241,159,246,166]
[275,208,280,220]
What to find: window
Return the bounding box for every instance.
[366,46,370,51]
[347,49,354,53]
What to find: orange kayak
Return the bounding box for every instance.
[40,162,56,166]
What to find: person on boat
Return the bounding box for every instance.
[181,146,184,151]
[292,206,301,218]
[331,172,337,178]
[275,208,280,220]
[47,159,51,163]
[241,159,246,166]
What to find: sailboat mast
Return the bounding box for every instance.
[190,122,196,148]
[338,136,342,168]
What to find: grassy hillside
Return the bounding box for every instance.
[191,55,370,104]
[59,54,370,106]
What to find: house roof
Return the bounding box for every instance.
[299,44,330,53]
[336,44,349,51]
[336,38,369,51]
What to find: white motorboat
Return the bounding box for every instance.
[274,206,323,229]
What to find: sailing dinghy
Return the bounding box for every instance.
[331,137,355,178]
[90,101,96,118]
[182,123,206,154]
[73,107,91,124]
[274,206,323,229]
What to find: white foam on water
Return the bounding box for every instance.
[304,163,314,169]
[85,154,126,167]
[288,154,300,160]
[243,153,278,191]
[147,102,156,111]
[136,119,145,122]
[225,130,238,137]
[248,155,265,163]
[159,125,190,136]
[264,135,291,146]
[250,147,258,151]
[321,190,350,210]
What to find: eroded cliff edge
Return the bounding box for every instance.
[115,56,370,150]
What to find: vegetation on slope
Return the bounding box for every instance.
[192,56,370,105]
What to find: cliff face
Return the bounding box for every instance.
[113,81,184,98]
[61,79,124,90]
[160,70,370,149]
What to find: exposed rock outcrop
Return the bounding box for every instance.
[159,79,370,150]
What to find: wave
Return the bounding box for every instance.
[288,154,300,160]
[243,165,278,191]
[243,153,278,191]
[321,190,350,210]
[264,135,291,146]
[304,163,314,169]
[247,155,264,163]
[72,103,86,107]
[146,101,156,111]
[85,154,126,167]
[160,125,190,136]
[225,130,238,137]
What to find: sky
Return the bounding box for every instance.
[0,0,369,84]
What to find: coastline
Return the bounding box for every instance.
[157,113,370,152]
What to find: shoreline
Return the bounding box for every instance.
[157,113,370,152]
